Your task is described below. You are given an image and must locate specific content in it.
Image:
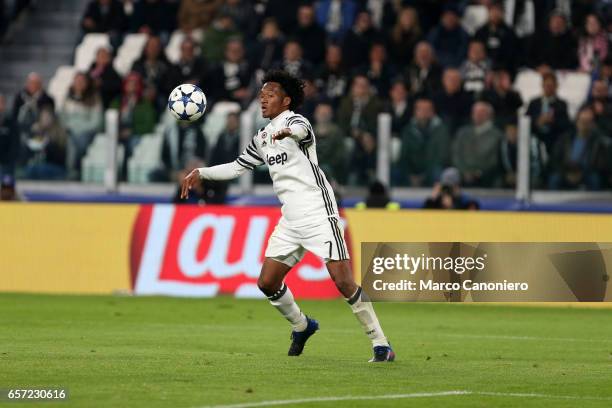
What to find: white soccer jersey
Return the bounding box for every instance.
[198,109,340,228]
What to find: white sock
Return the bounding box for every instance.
[268,283,308,332]
[347,287,389,347]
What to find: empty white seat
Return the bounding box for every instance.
[114,33,148,76]
[74,33,111,72]
[462,5,488,35]
[48,65,77,111]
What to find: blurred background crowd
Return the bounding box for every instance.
[1,0,612,195]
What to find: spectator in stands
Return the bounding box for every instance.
[201,13,240,64]
[129,0,175,41]
[154,120,207,183]
[293,4,327,66]
[315,44,349,107]
[526,72,571,155]
[499,122,544,189]
[397,98,450,187]
[313,102,347,183]
[355,181,400,210]
[342,11,381,69]
[578,14,610,73]
[178,0,222,32]
[81,0,126,46]
[300,78,321,122]
[250,18,285,72]
[264,0,300,35]
[386,80,412,139]
[0,94,18,177]
[110,72,157,180]
[549,107,608,190]
[529,12,578,70]
[460,40,491,98]
[358,42,395,98]
[88,46,122,108]
[23,107,68,180]
[169,37,207,86]
[481,69,523,128]
[405,41,441,97]
[583,79,612,135]
[474,2,520,73]
[423,167,480,210]
[60,73,104,177]
[426,4,469,68]
[204,112,241,203]
[433,68,472,136]
[386,7,422,67]
[315,0,358,41]
[337,75,383,185]
[0,175,23,201]
[452,101,503,187]
[131,35,172,113]
[207,38,252,107]
[272,40,313,79]
[12,72,55,145]
[219,0,256,38]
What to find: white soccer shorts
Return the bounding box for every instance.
[265,216,350,266]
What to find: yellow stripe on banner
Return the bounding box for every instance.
[0,203,139,294]
[344,210,612,284]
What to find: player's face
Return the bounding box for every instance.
[260,82,290,119]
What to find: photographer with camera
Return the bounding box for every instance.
[423,167,480,210]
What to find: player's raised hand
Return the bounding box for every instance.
[272,127,292,141]
[180,169,201,200]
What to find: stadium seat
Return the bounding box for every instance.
[202,101,241,149]
[113,33,148,76]
[74,33,110,72]
[557,72,590,119]
[514,69,591,119]
[165,29,204,64]
[81,132,124,183]
[128,133,163,183]
[48,65,77,111]
[462,5,488,35]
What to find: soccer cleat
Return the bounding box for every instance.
[288,316,319,356]
[369,345,396,362]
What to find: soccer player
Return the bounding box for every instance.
[180,70,394,362]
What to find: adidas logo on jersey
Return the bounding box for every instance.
[267,152,288,166]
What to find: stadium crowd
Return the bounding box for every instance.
[1,0,612,191]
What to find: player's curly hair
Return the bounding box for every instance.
[262,70,305,111]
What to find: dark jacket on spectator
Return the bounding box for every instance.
[207,61,252,104]
[81,0,126,33]
[528,29,578,69]
[432,89,473,135]
[386,29,421,67]
[426,23,469,68]
[292,21,327,65]
[398,116,450,186]
[342,26,382,69]
[474,22,520,72]
[130,0,176,34]
[88,61,122,108]
[481,88,523,128]
[404,62,442,97]
[526,95,571,153]
[0,113,18,169]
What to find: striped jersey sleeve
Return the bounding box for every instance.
[235,136,265,170]
[285,114,315,146]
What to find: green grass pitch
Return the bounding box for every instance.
[1,293,611,407]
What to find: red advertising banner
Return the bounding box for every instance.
[130,205,346,299]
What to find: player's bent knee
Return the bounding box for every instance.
[257,276,282,297]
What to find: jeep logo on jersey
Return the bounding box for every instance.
[267,152,288,166]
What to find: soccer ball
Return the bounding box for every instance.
[167,84,207,122]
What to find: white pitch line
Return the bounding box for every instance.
[441,333,612,343]
[195,390,612,408]
[196,391,469,408]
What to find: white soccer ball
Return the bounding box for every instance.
[168,84,207,122]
